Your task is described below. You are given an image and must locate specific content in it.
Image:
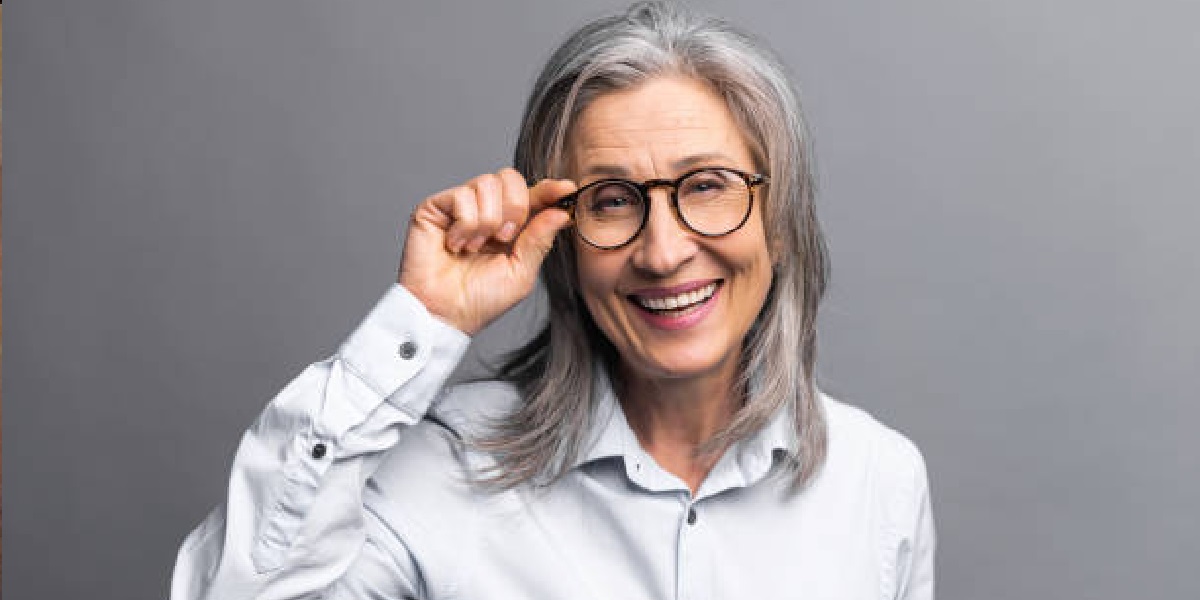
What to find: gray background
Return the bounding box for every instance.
[5,0,1198,598]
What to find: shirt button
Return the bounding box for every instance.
[311,443,327,459]
[687,508,697,525]
[398,340,418,360]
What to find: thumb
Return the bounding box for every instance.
[512,206,572,275]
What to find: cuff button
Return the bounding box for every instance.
[311,443,328,460]
[398,340,418,360]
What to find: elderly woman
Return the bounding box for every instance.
[172,2,934,599]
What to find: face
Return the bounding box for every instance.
[568,75,774,388]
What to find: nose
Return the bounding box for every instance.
[629,189,697,276]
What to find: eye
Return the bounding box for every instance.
[681,171,733,196]
[584,183,642,216]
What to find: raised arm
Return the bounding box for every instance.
[170,170,576,599]
[170,285,470,599]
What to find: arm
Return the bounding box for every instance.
[895,443,936,600]
[172,169,576,600]
[170,284,470,600]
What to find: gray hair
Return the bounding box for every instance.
[475,0,829,491]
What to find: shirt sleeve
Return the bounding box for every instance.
[170,284,471,600]
[895,442,936,600]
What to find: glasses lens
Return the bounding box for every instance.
[575,181,645,248]
[677,169,752,235]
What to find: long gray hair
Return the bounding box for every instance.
[475,1,829,490]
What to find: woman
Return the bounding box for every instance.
[172,2,934,598]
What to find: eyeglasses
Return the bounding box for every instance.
[555,167,768,249]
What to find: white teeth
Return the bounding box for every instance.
[635,283,718,312]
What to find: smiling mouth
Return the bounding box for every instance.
[628,281,721,314]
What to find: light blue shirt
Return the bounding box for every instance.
[171,284,935,599]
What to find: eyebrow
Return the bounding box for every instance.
[581,152,741,180]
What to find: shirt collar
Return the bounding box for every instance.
[570,363,799,472]
[572,364,637,468]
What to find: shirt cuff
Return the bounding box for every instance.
[330,284,471,434]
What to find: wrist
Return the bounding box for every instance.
[396,283,477,336]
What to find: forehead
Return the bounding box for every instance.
[568,76,755,179]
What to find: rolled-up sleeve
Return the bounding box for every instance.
[171,284,470,600]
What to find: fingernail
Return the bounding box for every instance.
[468,235,487,252]
[498,221,517,241]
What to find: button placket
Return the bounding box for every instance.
[677,499,697,600]
[677,498,712,600]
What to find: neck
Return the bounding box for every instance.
[616,358,743,493]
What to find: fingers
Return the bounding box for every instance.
[512,201,573,275]
[465,173,504,252]
[430,169,577,255]
[496,168,530,243]
[442,186,479,253]
[528,177,579,212]
[511,178,576,269]
[438,172,505,253]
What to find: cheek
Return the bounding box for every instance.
[731,214,772,266]
[731,227,776,309]
[574,248,625,318]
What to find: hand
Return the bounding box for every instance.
[398,168,577,335]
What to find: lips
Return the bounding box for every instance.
[622,279,723,331]
[627,280,722,313]
[629,282,719,312]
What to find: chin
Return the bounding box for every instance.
[618,343,740,384]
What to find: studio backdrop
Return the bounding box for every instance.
[5,0,1199,598]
